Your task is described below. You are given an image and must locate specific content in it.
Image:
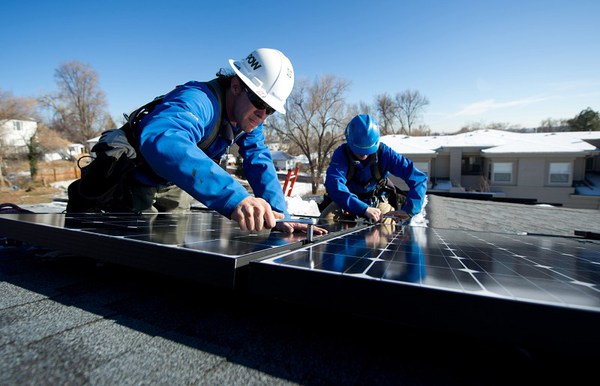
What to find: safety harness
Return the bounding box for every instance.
[123,78,224,152]
[343,143,385,188]
[67,79,229,213]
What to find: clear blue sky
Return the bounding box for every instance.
[2,0,599,133]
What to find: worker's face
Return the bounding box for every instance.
[352,151,370,161]
[231,77,274,133]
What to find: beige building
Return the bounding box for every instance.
[383,129,600,209]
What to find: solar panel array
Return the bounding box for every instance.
[1,211,599,352]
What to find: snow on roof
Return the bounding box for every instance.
[270,150,295,161]
[380,135,437,155]
[483,131,599,154]
[382,129,600,156]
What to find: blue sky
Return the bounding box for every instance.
[2,0,599,133]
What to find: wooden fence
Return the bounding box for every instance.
[35,164,81,185]
[33,157,90,185]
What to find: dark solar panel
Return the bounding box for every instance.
[249,224,600,353]
[0,212,319,288]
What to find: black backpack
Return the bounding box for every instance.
[66,79,225,213]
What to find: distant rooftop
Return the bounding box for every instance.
[382,129,600,155]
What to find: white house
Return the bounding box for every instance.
[43,143,86,162]
[0,119,37,154]
[270,150,296,170]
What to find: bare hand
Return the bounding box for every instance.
[231,196,284,232]
[364,207,382,222]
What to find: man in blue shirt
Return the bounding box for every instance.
[321,114,427,224]
[72,48,324,235]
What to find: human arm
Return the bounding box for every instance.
[235,129,327,233]
[381,144,427,217]
[237,127,289,217]
[137,83,252,217]
[323,146,371,217]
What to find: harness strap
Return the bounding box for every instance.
[200,79,223,151]
[123,79,224,152]
[344,143,385,187]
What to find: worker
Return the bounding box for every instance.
[68,48,326,236]
[320,114,427,224]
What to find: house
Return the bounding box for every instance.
[43,143,86,162]
[270,150,296,171]
[382,129,600,209]
[0,118,37,155]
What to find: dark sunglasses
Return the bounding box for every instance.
[244,86,275,115]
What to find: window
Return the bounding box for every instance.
[13,121,23,131]
[461,156,482,175]
[585,156,595,172]
[549,162,571,184]
[492,162,512,183]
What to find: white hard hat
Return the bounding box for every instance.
[229,48,294,114]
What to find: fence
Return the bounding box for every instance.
[34,159,84,185]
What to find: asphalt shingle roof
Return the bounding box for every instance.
[426,194,600,237]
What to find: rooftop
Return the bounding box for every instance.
[382,129,600,155]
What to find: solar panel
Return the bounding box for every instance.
[0,212,332,288]
[249,224,600,353]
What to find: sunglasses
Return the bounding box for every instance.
[244,86,275,115]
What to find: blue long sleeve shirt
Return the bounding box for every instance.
[324,143,427,217]
[132,80,289,218]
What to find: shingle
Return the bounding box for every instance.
[427,194,600,237]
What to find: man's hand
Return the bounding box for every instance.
[364,207,382,222]
[231,196,284,232]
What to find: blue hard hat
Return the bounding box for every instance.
[344,114,380,155]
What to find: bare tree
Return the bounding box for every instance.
[36,122,71,155]
[374,93,399,135]
[394,90,429,135]
[410,124,431,136]
[39,60,109,144]
[269,74,351,194]
[538,118,568,133]
[0,90,37,122]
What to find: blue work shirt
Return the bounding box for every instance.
[133,80,289,218]
[324,143,427,217]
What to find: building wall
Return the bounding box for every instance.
[0,119,37,149]
[484,155,600,208]
[517,158,547,186]
[403,156,434,189]
[432,153,450,180]
[449,148,462,187]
